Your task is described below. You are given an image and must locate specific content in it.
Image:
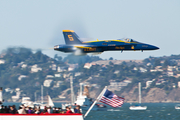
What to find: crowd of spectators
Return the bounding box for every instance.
[0,105,81,114]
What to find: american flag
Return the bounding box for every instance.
[99,89,125,107]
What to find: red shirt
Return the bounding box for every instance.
[66,110,73,113]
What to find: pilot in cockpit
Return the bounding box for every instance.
[121,38,136,43]
[124,38,130,42]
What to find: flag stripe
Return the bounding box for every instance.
[99,89,125,108]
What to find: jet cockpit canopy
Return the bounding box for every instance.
[121,38,138,43]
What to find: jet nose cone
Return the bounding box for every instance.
[153,46,159,50]
[148,44,159,50]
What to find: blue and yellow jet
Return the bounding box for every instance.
[54,30,159,55]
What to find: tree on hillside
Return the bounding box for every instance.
[54,54,62,61]
[109,57,113,60]
[154,59,161,67]
[163,59,169,68]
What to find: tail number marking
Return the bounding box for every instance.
[68,35,74,41]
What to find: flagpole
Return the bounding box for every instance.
[84,86,107,118]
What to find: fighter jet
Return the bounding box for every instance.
[54,30,159,55]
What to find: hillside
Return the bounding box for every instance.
[1,47,180,103]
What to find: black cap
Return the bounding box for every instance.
[0,87,2,90]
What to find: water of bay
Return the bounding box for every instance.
[84,103,180,120]
[2,103,180,120]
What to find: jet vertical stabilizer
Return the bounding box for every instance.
[63,30,82,45]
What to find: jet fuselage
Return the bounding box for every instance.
[54,30,159,55]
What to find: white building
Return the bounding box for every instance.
[178,82,180,88]
[133,67,138,70]
[157,69,163,72]
[139,67,147,73]
[123,80,132,83]
[50,64,57,70]
[172,83,176,88]
[68,66,74,71]
[155,66,162,69]
[43,79,53,87]
[31,64,42,73]
[63,74,70,78]
[150,69,157,72]
[75,72,82,77]
[167,71,174,76]
[58,95,66,99]
[17,62,24,66]
[167,66,177,72]
[84,63,92,69]
[46,75,54,78]
[147,63,151,66]
[57,67,64,72]
[15,88,20,91]
[18,75,27,81]
[21,64,27,68]
[114,70,119,74]
[146,81,153,88]
[54,74,61,77]
[0,59,5,64]
[175,74,180,78]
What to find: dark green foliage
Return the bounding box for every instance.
[154,58,161,67]
[109,57,113,60]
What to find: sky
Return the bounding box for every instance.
[0,0,180,60]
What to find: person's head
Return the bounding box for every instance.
[10,106,13,110]
[44,106,47,110]
[12,105,16,108]
[75,106,78,109]
[77,105,80,109]
[66,106,69,110]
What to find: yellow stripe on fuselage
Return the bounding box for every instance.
[62,30,74,32]
[74,46,92,49]
[83,40,136,43]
